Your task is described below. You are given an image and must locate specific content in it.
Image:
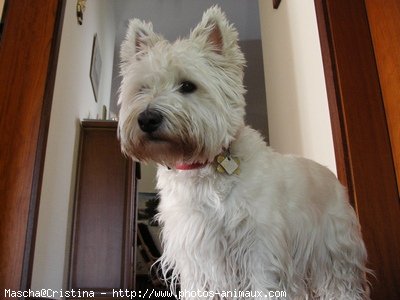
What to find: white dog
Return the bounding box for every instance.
[118,6,370,300]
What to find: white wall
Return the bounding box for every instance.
[259,0,336,173]
[31,0,115,293]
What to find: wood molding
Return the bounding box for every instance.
[365,0,400,195]
[0,0,65,292]
[20,1,66,291]
[315,0,400,299]
[314,0,354,201]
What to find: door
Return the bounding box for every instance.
[0,0,65,292]
[365,0,400,196]
[315,0,400,299]
[69,121,135,295]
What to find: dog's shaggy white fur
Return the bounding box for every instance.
[118,6,370,299]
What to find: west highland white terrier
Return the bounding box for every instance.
[118,6,370,300]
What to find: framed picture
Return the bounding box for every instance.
[90,34,102,102]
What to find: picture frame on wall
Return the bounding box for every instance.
[90,34,102,102]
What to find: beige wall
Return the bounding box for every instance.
[259,0,336,173]
[31,0,116,293]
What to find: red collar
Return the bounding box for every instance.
[175,162,208,170]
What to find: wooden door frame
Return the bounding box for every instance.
[0,0,65,292]
[1,0,399,298]
[315,0,400,299]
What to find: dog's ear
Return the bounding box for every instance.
[120,19,162,72]
[190,5,238,55]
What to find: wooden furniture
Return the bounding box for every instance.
[68,120,136,297]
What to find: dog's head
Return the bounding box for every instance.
[118,6,246,166]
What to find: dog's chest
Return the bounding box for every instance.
[157,166,239,208]
[156,168,257,291]
[157,167,252,247]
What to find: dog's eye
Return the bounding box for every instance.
[139,84,150,93]
[179,81,197,94]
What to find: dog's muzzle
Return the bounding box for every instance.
[138,109,163,133]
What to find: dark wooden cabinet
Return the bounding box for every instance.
[68,120,136,297]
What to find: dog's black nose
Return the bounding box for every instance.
[138,109,163,133]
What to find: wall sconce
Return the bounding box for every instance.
[77,0,86,25]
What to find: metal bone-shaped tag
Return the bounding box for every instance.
[215,153,240,175]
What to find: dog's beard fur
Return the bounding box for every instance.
[118,5,371,300]
[118,82,244,166]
